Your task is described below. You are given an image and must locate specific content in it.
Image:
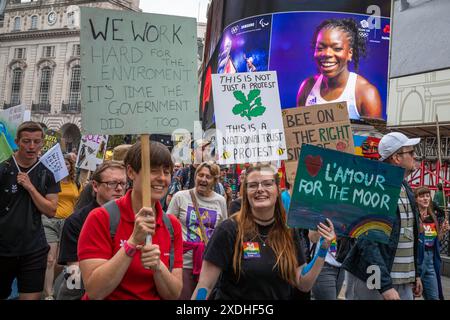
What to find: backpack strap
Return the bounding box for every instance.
[103,199,121,239]
[162,213,174,272]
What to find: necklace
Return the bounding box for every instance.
[252,232,269,247]
[253,216,275,226]
[252,213,274,222]
[251,224,273,247]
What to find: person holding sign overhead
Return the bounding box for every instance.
[0,121,60,300]
[296,18,382,120]
[191,164,336,300]
[343,132,422,300]
[78,141,183,300]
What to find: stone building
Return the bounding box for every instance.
[0,0,140,151]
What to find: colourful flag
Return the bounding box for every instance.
[0,132,13,163]
[39,143,68,182]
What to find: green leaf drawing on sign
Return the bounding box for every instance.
[248,106,266,118]
[233,91,247,104]
[232,89,266,120]
[232,103,246,115]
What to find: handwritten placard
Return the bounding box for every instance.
[288,144,404,244]
[40,143,69,182]
[282,102,354,186]
[42,129,61,154]
[211,71,287,164]
[76,134,109,171]
[80,7,198,134]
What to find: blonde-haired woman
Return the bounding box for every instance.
[192,164,335,300]
[42,154,80,299]
[167,161,228,299]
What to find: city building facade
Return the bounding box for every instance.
[0,0,139,151]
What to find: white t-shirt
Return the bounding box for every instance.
[167,189,228,269]
[305,72,360,120]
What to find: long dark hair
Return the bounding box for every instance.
[232,164,297,286]
[312,18,367,71]
[414,186,439,235]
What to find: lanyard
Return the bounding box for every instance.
[12,154,40,174]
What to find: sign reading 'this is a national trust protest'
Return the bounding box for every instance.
[80,7,198,135]
[211,71,287,165]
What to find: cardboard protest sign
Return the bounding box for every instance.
[40,143,69,182]
[76,134,109,171]
[41,129,61,154]
[211,71,287,164]
[80,7,199,135]
[282,102,354,186]
[288,144,404,244]
[0,104,30,151]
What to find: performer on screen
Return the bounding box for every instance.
[296,18,382,120]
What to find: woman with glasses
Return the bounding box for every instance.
[42,154,80,300]
[167,161,228,299]
[192,164,336,300]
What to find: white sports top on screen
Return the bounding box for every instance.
[305,72,360,120]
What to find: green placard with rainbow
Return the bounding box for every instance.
[288,144,404,244]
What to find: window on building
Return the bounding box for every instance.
[11,68,23,106]
[13,17,21,31]
[68,65,81,106]
[42,46,55,58]
[38,67,52,105]
[14,48,26,59]
[72,44,80,56]
[30,15,38,29]
[68,11,75,27]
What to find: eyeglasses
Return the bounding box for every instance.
[396,149,415,157]
[246,179,276,192]
[98,181,127,189]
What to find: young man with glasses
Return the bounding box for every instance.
[0,121,61,300]
[56,161,127,299]
[343,132,423,300]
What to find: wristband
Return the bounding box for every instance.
[317,246,328,258]
[301,237,326,276]
[195,288,208,300]
[123,240,137,257]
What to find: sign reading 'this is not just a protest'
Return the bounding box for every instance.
[211,71,287,165]
[80,7,198,135]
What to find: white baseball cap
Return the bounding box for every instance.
[378,132,420,161]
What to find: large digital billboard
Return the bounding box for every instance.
[201,0,392,127]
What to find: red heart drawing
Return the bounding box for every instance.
[336,141,347,151]
[305,155,323,177]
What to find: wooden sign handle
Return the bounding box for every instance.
[141,134,152,245]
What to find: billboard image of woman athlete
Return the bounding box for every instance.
[202,0,391,123]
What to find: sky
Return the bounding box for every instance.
[139,0,209,22]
